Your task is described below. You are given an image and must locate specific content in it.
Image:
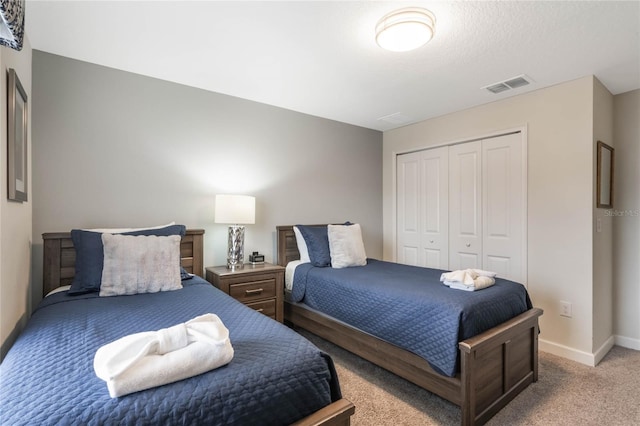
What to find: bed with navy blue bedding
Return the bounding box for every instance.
[277,224,542,425]
[0,276,341,425]
[289,259,532,377]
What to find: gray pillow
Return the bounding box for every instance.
[69,224,186,295]
[99,234,182,297]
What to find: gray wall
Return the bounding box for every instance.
[32,51,382,304]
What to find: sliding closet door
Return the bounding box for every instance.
[482,133,524,282]
[397,152,421,265]
[449,141,482,270]
[396,132,526,282]
[420,147,449,268]
[397,147,449,268]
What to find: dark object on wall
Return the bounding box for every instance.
[7,68,28,202]
[0,0,25,51]
[596,140,614,209]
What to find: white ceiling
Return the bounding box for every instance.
[26,1,640,131]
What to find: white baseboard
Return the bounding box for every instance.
[539,335,630,366]
[594,336,616,365]
[614,335,640,351]
[539,336,615,366]
[539,339,597,366]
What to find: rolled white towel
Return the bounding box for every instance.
[446,276,496,291]
[440,269,497,291]
[94,313,234,398]
[472,269,497,278]
[441,269,472,285]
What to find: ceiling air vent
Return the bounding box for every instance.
[504,75,530,89]
[485,83,511,94]
[483,74,533,94]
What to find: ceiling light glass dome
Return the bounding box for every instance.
[376,7,436,52]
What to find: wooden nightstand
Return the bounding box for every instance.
[206,263,285,323]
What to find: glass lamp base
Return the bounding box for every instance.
[227,225,245,270]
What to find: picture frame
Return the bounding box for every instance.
[7,68,28,202]
[596,140,614,209]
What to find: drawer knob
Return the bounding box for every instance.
[465,243,471,247]
[245,288,264,295]
[256,308,264,313]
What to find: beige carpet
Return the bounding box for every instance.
[299,330,640,426]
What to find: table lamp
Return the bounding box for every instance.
[215,194,255,270]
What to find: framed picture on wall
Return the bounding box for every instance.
[596,140,614,209]
[7,68,28,202]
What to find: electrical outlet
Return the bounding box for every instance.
[560,301,572,318]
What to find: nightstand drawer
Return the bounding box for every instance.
[206,263,284,323]
[229,279,276,303]
[245,299,276,318]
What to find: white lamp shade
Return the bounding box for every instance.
[215,194,255,224]
[376,7,436,52]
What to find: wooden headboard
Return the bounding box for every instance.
[42,229,205,297]
[276,226,300,267]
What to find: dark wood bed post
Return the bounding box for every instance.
[276,225,542,426]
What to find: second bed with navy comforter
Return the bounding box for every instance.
[0,277,340,425]
[290,259,532,377]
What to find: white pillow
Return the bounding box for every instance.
[327,224,367,269]
[83,222,176,233]
[293,226,311,263]
[45,285,71,297]
[100,234,182,296]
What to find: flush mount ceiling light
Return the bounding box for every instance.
[375,7,436,52]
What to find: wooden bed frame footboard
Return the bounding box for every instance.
[292,399,355,426]
[277,225,542,426]
[459,305,542,425]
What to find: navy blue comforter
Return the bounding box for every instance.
[291,259,532,377]
[1,277,340,425]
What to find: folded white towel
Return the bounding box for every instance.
[469,269,497,278]
[94,313,234,398]
[445,276,496,291]
[440,269,496,291]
